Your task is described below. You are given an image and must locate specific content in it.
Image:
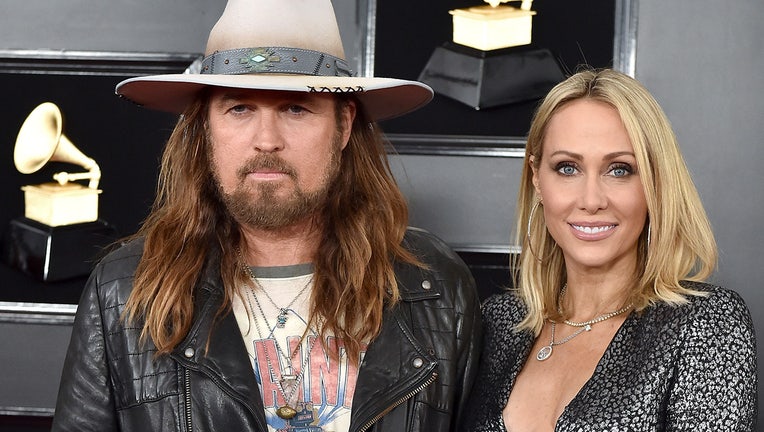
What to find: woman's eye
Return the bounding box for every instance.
[556,163,578,176]
[609,163,633,177]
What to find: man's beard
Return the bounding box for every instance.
[213,135,343,231]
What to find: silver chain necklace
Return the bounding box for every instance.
[238,250,317,420]
[237,248,313,328]
[536,321,590,361]
[536,284,633,361]
[244,282,318,420]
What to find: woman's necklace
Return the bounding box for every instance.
[559,285,634,328]
[536,284,634,361]
[237,248,313,328]
[535,321,589,361]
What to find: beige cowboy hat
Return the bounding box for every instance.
[116,0,433,121]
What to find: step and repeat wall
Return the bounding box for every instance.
[0,0,621,421]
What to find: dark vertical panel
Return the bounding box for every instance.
[1,73,177,240]
[0,73,177,299]
[374,0,616,137]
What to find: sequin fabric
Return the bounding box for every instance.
[462,281,757,431]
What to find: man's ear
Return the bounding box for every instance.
[339,100,356,150]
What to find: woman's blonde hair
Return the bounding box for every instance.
[515,69,717,335]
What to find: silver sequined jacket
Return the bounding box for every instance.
[462,281,757,431]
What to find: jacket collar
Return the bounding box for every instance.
[348,261,443,430]
[169,242,443,431]
[394,251,443,302]
[170,248,268,430]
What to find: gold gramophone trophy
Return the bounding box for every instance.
[418,0,564,109]
[2,102,118,281]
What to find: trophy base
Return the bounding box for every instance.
[2,217,119,282]
[418,42,565,110]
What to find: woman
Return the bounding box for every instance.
[462,69,756,431]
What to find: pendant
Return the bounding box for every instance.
[281,374,297,382]
[276,405,297,419]
[280,376,298,395]
[277,308,288,328]
[536,345,553,361]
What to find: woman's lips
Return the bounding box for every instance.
[569,223,617,240]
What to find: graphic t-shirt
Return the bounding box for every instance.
[232,264,366,432]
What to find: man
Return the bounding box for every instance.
[52,1,480,431]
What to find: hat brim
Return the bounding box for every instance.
[116,74,433,122]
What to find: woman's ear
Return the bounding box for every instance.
[530,155,542,196]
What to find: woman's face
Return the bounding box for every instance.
[532,99,648,275]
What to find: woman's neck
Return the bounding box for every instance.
[561,269,635,321]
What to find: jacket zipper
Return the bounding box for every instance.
[357,371,439,432]
[177,358,267,431]
[184,367,193,432]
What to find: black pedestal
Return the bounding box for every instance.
[2,217,119,282]
[418,42,565,110]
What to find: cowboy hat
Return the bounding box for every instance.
[116,0,433,121]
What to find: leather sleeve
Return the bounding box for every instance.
[51,268,119,432]
[450,251,483,432]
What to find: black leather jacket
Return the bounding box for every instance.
[52,228,481,432]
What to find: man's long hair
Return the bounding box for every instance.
[124,92,419,363]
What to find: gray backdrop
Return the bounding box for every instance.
[636,1,763,423]
[0,0,760,423]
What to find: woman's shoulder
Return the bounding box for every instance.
[647,281,753,332]
[481,290,527,327]
[678,281,751,317]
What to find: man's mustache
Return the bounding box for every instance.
[237,155,297,179]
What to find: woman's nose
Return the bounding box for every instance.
[580,175,608,213]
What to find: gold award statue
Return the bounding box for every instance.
[2,102,117,281]
[14,102,102,226]
[450,0,536,51]
[418,0,563,110]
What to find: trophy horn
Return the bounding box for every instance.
[5,103,117,281]
[14,102,100,188]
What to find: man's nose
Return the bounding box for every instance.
[251,110,285,153]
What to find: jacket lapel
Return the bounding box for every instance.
[348,263,441,431]
[171,261,268,430]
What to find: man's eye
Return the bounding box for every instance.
[288,105,307,114]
